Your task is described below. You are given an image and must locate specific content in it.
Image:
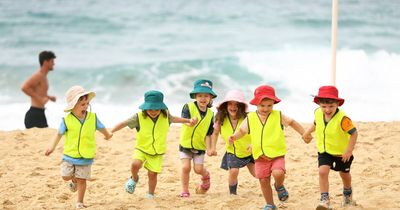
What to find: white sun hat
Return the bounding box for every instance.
[64,86,96,112]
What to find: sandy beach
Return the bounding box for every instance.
[1,122,399,210]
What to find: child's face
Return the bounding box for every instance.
[257,98,274,117]
[195,93,212,109]
[73,96,89,116]
[227,101,239,117]
[146,110,161,118]
[319,102,339,118]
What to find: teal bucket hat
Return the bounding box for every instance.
[139,90,168,110]
[189,79,217,99]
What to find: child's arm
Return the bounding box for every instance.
[45,133,62,156]
[111,121,128,133]
[302,124,315,143]
[288,118,305,136]
[205,135,212,155]
[342,130,358,162]
[229,118,248,143]
[99,128,113,140]
[208,127,219,156]
[170,115,197,126]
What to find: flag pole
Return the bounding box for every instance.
[331,0,338,86]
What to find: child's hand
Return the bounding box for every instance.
[302,133,313,143]
[342,150,353,162]
[247,145,252,153]
[228,136,235,144]
[189,117,198,126]
[45,148,54,156]
[207,149,217,156]
[104,132,113,140]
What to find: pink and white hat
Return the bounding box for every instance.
[64,86,96,112]
[217,90,248,112]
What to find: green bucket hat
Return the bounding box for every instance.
[139,90,168,110]
[189,79,217,99]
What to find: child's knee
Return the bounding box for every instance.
[182,164,191,174]
[62,176,72,181]
[319,167,330,177]
[271,169,284,178]
[193,165,205,174]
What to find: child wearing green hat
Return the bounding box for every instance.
[179,79,217,197]
[111,90,196,199]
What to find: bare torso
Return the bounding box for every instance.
[22,70,50,108]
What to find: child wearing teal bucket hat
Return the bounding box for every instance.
[111,90,196,199]
[179,79,217,197]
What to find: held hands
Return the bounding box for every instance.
[189,117,198,126]
[104,133,113,140]
[207,149,217,157]
[302,133,313,143]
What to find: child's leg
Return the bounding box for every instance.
[148,171,158,195]
[259,177,274,205]
[272,169,285,188]
[76,178,86,204]
[228,168,239,185]
[131,159,143,182]
[247,163,256,177]
[339,171,351,189]
[193,163,209,182]
[228,168,239,195]
[181,158,191,193]
[319,165,331,193]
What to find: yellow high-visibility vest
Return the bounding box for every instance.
[136,111,169,155]
[315,108,350,155]
[63,112,96,158]
[180,102,213,151]
[220,116,252,158]
[248,110,286,159]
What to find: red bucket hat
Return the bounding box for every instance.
[313,86,345,106]
[250,85,281,105]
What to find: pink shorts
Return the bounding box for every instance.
[255,156,286,179]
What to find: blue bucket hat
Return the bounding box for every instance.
[139,90,168,110]
[189,79,217,99]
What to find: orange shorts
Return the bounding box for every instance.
[254,156,285,179]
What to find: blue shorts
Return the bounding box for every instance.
[220,152,254,170]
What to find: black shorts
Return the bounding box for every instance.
[220,152,254,170]
[24,106,48,128]
[318,152,354,173]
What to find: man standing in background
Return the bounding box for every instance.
[21,51,57,128]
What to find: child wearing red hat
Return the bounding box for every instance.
[229,85,305,210]
[302,86,358,210]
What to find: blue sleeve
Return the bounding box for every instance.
[58,118,67,135]
[181,104,191,119]
[96,115,106,130]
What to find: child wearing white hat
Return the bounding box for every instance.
[45,85,112,209]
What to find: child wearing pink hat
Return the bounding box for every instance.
[302,86,358,210]
[45,86,113,209]
[229,85,305,210]
[209,90,256,195]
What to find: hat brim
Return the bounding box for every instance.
[313,96,344,106]
[250,95,281,105]
[190,88,217,99]
[139,102,168,110]
[217,100,248,112]
[64,91,96,112]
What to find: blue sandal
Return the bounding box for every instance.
[275,184,289,202]
[125,177,139,194]
[263,204,276,210]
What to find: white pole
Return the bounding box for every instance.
[331,0,338,86]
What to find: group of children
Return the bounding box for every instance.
[45,79,358,210]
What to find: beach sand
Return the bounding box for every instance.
[1,122,399,210]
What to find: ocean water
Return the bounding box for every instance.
[0,0,399,130]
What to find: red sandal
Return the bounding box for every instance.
[195,173,210,194]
